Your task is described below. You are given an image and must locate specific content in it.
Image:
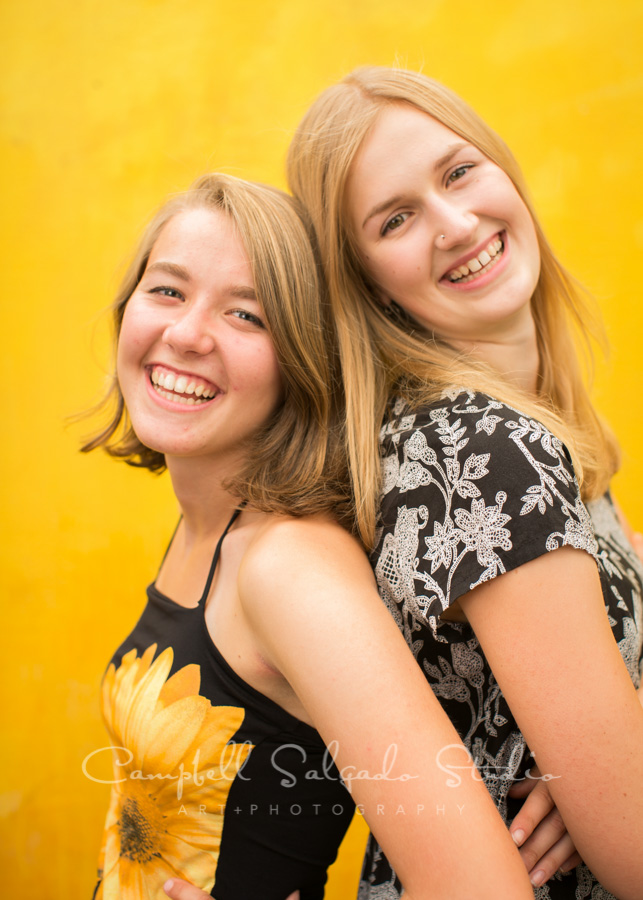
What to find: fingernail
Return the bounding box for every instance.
[530,869,546,887]
[163,881,174,893]
[511,827,525,845]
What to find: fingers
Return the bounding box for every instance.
[520,826,581,888]
[560,851,582,873]
[516,805,565,869]
[508,763,540,799]
[509,775,554,847]
[509,770,582,888]
[508,777,537,799]
[163,879,211,900]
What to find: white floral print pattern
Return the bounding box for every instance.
[360,391,643,900]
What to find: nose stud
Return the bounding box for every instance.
[439,234,446,241]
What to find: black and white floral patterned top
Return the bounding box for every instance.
[359,389,643,900]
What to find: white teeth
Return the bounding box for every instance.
[150,367,217,404]
[447,237,504,283]
[153,385,212,405]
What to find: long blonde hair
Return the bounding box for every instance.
[82,173,352,527]
[287,66,619,548]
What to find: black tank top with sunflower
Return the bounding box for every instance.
[93,510,354,900]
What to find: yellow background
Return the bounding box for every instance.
[2,1,642,897]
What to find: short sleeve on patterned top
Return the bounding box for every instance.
[375,389,599,635]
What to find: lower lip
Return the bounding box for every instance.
[441,232,510,292]
[145,375,219,412]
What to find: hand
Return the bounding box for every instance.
[508,767,581,887]
[163,880,300,900]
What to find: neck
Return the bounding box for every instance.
[166,454,242,542]
[451,310,540,395]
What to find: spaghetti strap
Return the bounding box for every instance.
[198,506,244,605]
[156,515,183,577]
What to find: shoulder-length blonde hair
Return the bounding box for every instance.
[83,173,352,527]
[287,65,619,548]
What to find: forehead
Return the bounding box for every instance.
[363,104,461,163]
[347,105,465,209]
[148,207,252,281]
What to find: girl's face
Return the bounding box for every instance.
[117,207,283,470]
[346,104,541,349]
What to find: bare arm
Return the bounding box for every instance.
[240,518,533,900]
[509,496,643,881]
[459,546,643,899]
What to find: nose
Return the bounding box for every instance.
[163,303,216,356]
[431,196,478,250]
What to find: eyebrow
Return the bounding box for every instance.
[228,285,257,301]
[145,261,191,280]
[144,261,256,301]
[361,141,469,229]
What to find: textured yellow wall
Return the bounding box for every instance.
[1,1,642,897]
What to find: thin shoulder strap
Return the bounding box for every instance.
[198,506,244,605]
[156,514,183,576]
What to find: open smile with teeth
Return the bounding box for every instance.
[445,235,504,284]
[150,366,218,405]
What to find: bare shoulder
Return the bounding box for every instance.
[237,513,375,619]
[244,513,368,576]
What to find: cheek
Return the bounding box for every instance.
[117,303,146,360]
[375,248,426,297]
[115,317,133,382]
[115,303,155,396]
[231,343,283,403]
[360,247,400,293]
[514,206,541,281]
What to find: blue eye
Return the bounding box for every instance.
[382,212,410,236]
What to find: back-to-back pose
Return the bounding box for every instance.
[84,173,538,899]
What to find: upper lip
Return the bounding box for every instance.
[146,362,221,393]
[440,231,504,280]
